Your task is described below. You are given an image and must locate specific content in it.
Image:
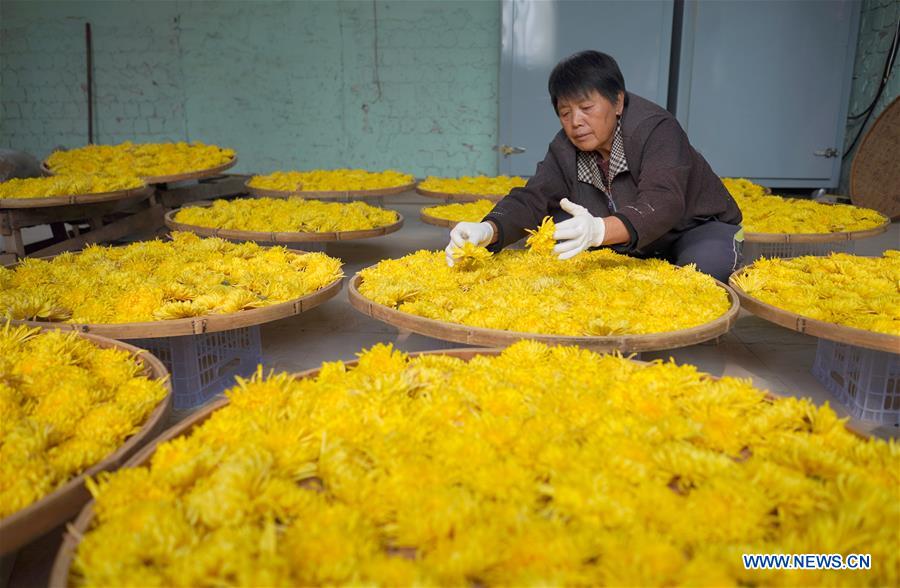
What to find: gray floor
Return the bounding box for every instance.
[4,190,898,587]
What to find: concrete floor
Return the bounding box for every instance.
[4,189,898,587]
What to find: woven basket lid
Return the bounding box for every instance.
[850,95,900,219]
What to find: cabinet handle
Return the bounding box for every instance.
[813,148,839,158]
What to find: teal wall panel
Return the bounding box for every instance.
[0,0,501,176]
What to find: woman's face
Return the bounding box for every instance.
[557,90,624,153]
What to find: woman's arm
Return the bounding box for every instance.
[481,141,569,252]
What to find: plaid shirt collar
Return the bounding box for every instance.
[576,121,628,196]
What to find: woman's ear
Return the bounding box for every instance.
[615,91,625,116]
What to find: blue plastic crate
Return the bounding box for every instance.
[812,339,900,425]
[130,326,262,410]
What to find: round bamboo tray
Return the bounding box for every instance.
[0,185,153,210]
[419,209,458,229]
[348,274,740,352]
[164,205,404,243]
[728,274,899,353]
[416,186,505,202]
[41,157,237,185]
[3,250,344,338]
[246,180,417,200]
[0,329,171,556]
[52,342,868,586]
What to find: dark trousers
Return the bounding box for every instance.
[651,221,743,283]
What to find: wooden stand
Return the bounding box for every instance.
[0,187,160,260]
[348,274,740,353]
[0,331,171,557]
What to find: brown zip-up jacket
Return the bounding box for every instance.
[484,92,742,255]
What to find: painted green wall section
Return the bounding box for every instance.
[840,0,899,194]
[0,0,501,176]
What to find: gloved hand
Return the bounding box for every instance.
[445,221,495,267]
[552,198,607,260]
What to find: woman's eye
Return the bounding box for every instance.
[581,104,593,111]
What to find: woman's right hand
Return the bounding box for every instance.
[445,221,495,266]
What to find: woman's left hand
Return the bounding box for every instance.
[553,198,607,260]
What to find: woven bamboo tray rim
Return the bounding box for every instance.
[246,180,417,200]
[164,205,404,243]
[743,216,891,244]
[348,273,740,353]
[41,157,237,185]
[728,274,899,353]
[3,250,343,338]
[419,209,458,229]
[0,329,171,557]
[415,186,504,203]
[53,342,871,587]
[0,185,153,210]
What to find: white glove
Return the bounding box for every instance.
[445,221,495,267]
[552,198,607,260]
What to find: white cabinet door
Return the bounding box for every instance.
[677,0,860,188]
[499,0,674,176]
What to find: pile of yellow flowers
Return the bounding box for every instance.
[722,178,887,234]
[174,198,399,233]
[0,175,144,200]
[0,323,167,518]
[0,233,343,324]
[71,341,899,586]
[422,199,494,223]
[45,142,235,178]
[248,169,414,193]
[732,251,900,336]
[418,174,527,196]
[359,222,728,335]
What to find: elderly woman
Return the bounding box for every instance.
[446,50,743,282]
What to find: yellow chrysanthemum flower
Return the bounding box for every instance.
[0,323,167,518]
[248,169,414,192]
[418,175,526,196]
[71,342,900,587]
[722,178,887,234]
[0,233,342,324]
[174,197,398,233]
[0,175,144,200]
[422,199,495,223]
[45,142,234,178]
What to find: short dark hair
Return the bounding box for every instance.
[548,51,626,114]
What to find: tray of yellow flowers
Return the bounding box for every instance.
[349,217,739,353]
[43,142,237,185]
[415,175,526,202]
[730,252,899,424]
[0,232,343,339]
[0,323,171,556]
[164,197,404,243]
[722,178,890,259]
[50,340,897,587]
[246,169,416,200]
[420,199,495,229]
[0,175,152,209]
[729,252,899,353]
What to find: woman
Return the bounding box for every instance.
[446,50,743,283]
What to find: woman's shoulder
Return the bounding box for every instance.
[622,92,685,140]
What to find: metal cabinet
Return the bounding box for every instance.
[499,0,674,177]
